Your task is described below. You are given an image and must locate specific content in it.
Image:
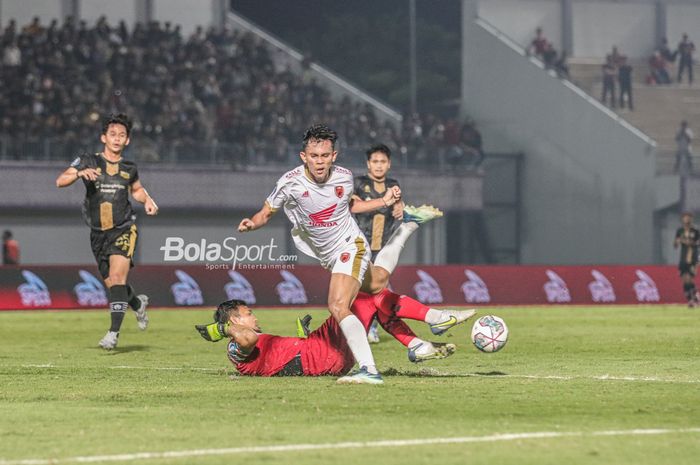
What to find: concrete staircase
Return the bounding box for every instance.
[569,59,700,174]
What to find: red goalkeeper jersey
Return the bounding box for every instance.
[226,294,378,376]
[227,318,354,376]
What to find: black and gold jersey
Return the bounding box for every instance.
[353,175,401,253]
[676,226,700,265]
[70,152,139,231]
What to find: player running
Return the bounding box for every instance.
[353,143,403,343]
[56,113,158,349]
[674,212,700,307]
[237,124,471,384]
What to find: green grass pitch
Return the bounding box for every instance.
[1,305,699,465]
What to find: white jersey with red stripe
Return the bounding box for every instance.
[265,164,367,269]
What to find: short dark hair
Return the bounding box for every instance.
[2,230,11,240]
[302,124,338,151]
[365,143,391,161]
[213,299,247,323]
[102,113,133,137]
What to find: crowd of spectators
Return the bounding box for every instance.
[0,16,483,170]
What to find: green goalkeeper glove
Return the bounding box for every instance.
[195,322,229,342]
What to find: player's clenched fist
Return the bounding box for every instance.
[382,185,401,207]
[238,218,255,232]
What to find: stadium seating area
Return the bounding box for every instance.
[0,17,481,168]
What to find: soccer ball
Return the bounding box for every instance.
[471,315,508,353]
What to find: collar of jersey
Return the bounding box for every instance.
[304,165,333,184]
[100,152,122,164]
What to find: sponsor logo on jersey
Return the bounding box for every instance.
[633,270,660,302]
[275,270,308,304]
[74,270,108,306]
[588,269,616,302]
[17,270,52,307]
[335,186,344,198]
[461,269,491,303]
[543,270,571,303]
[171,270,204,305]
[224,270,256,304]
[308,204,338,227]
[340,252,350,263]
[414,269,443,304]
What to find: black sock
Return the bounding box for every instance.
[126,285,142,312]
[683,282,693,300]
[109,285,128,332]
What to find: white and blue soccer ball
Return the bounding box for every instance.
[471,315,508,353]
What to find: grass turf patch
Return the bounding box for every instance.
[1,306,699,464]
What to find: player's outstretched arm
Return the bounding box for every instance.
[195,321,258,348]
[131,180,159,215]
[55,167,99,188]
[238,203,275,232]
[350,186,401,214]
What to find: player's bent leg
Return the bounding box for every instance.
[374,289,476,335]
[351,293,381,330]
[370,205,443,281]
[100,255,131,349]
[329,273,381,381]
[127,285,149,330]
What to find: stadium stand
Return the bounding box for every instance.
[0,16,480,170]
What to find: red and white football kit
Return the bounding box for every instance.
[265,164,371,282]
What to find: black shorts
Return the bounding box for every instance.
[90,224,138,279]
[679,261,697,277]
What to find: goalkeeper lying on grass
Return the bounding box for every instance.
[195,205,476,379]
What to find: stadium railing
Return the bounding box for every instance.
[0,135,482,173]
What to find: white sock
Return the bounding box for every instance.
[424,308,445,325]
[339,315,378,374]
[374,222,419,274]
[407,337,424,349]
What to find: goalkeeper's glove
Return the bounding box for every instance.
[195,322,229,342]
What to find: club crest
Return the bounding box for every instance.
[335,186,344,198]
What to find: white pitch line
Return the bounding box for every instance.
[17,364,700,383]
[20,364,219,372]
[1,428,699,465]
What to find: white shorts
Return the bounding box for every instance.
[328,236,371,283]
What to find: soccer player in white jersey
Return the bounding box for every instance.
[238,124,474,384]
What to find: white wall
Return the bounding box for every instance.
[153,0,213,36]
[478,0,562,50]
[0,210,439,266]
[572,1,656,58]
[80,0,137,27]
[462,12,657,264]
[667,3,700,46]
[1,0,61,26]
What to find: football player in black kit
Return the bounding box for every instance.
[353,144,404,342]
[56,114,159,349]
[674,212,700,307]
